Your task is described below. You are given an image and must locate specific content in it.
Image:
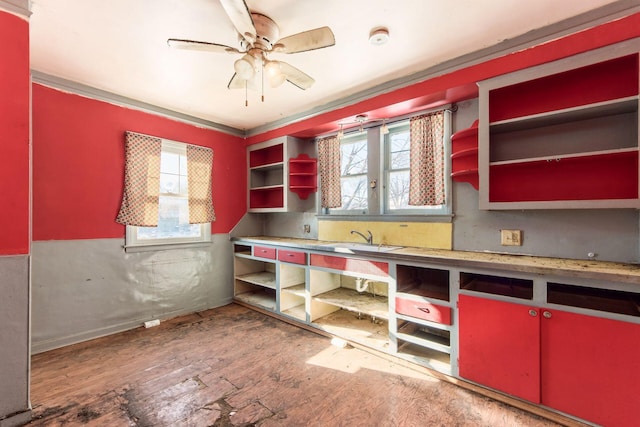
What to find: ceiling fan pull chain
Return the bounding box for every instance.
[261,58,265,103]
[245,81,248,107]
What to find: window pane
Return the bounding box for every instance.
[137,196,200,240]
[161,151,180,174]
[387,170,410,209]
[160,172,180,194]
[340,175,368,210]
[341,138,367,176]
[389,131,410,170]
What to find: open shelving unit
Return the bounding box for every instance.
[247,136,316,212]
[234,250,277,311]
[279,262,307,321]
[288,153,317,200]
[478,41,640,209]
[309,269,390,352]
[394,264,453,373]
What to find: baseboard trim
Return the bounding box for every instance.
[0,409,32,427]
[31,299,233,354]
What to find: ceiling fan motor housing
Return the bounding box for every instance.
[248,13,280,51]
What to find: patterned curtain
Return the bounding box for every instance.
[116,132,162,226]
[408,111,446,206]
[187,145,216,224]
[317,135,342,208]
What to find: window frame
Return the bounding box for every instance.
[382,116,452,216]
[319,108,452,220]
[327,132,370,215]
[124,139,212,253]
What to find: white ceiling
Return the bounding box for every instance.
[29,0,625,132]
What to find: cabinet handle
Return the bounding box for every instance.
[529,309,538,317]
[417,306,431,314]
[287,253,294,257]
[261,249,267,253]
[543,311,552,319]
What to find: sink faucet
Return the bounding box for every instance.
[351,230,373,245]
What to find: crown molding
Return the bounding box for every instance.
[0,0,30,18]
[31,71,245,138]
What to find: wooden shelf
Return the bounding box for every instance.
[235,289,276,310]
[313,287,389,320]
[312,309,390,352]
[235,272,277,289]
[289,153,317,200]
[281,304,306,321]
[281,283,306,297]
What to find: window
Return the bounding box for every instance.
[383,121,449,214]
[321,109,451,218]
[124,139,211,251]
[337,133,368,212]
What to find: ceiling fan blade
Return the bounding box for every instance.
[167,38,240,54]
[274,27,335,53]
[279,62,315,90]
[219,0,256,45]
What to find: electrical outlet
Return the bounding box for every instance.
[501,229,522,246]
[303,224,311,233]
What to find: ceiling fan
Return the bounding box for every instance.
[167,0,335,101]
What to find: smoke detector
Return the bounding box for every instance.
[369,27,389,46]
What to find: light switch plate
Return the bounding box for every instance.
[501,229,522,246]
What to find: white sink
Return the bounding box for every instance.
[319,242,403,253]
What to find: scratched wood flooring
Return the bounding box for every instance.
[28,303,561,427]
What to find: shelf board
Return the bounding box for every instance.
[234,291,276,310]
[281,283,306,297]
[312,309,390,352]
[312,288,389,320]
[490,96,638,133]
[490,147,638,167]
[396,341,451,374]
[235,272,277,289]
[250,161,283,171]
[395,313,451,332]
[249,184,284,192]
[396,331,450,354]
[281,304,306,321]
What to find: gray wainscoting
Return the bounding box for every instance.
[0,254,31,424]
[31,235,234,354]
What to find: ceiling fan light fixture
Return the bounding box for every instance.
[265,60,286,87]
[234,54,256,80]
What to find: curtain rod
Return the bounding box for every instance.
[126,131,212,152]
[315,104,456,140]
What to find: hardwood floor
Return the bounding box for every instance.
[29,304,562,426]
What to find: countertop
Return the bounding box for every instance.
[233,236,640,285]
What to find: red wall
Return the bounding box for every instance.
[0,12,30,255]
[32,85,246,240]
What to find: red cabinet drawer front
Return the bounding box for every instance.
[253,246,276,260]
[395,297,451,325]
[310,254,388,276]
[278,249,307,265]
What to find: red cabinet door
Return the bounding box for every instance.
[541,310,640,427]
[458,294,541,403]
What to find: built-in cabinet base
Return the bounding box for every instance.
[233,238,639,427]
